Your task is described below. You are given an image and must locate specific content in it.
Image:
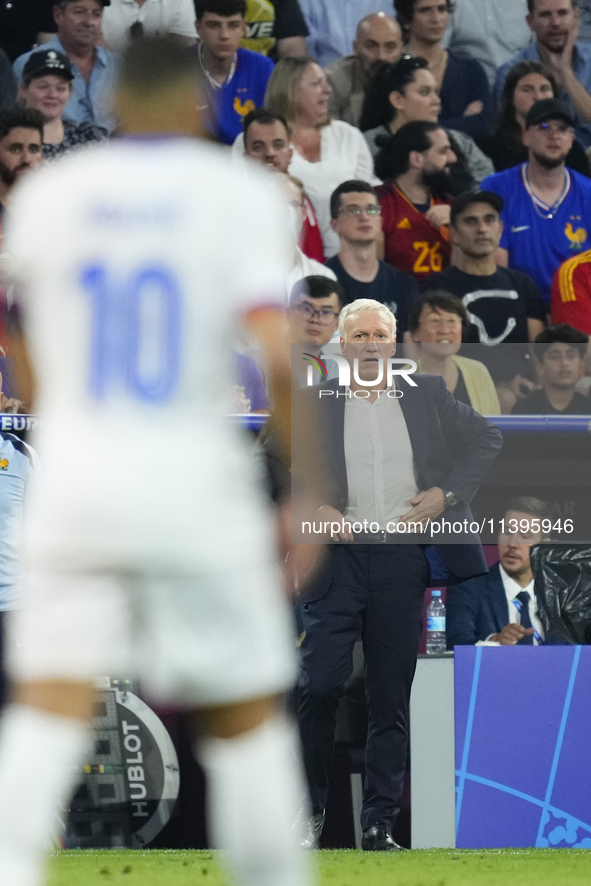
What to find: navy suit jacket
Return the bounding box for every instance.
[446,561,511,647]
[295,374,503,600]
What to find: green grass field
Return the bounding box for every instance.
[45,848,591,885]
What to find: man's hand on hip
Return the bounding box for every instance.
[398,487,446,529]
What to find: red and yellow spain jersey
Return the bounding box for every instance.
[551,248,591,335]
[377,183,451,282]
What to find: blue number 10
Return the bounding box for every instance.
[81,263,182,402]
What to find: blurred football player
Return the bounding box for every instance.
[0,37,311,886]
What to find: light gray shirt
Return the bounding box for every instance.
[343,388,418,529]
[442,0,532,85]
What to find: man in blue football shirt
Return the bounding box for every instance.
[482,97,591,308]
[195,0,275,145]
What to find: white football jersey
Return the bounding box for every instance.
[6,138,290,572]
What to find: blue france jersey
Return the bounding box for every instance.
[209,47,274,145]
[481,164,591,306]
[0,431,38,610]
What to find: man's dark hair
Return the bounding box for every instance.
[395,0,453,36]
[118,36,202,94]
[195,0,247,18]
[527,0,577,12]
[534,324,589,360]
[243,108,291,143]
[450,190,504,226]
[330,180,376,219]
[407,289,468,334]
[504,495,551,523]
[0,108,44,143]
[374,120,440,181]
[359,56,430,132]
[289,275,346,310]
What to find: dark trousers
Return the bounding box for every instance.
[297,543,428,830]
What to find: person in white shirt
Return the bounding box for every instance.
[447,497,549,647]
[263,56,378,258]
[282,173,338,294]
[0,37,312,886]
[101,0,197,53]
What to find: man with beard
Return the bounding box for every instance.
[12,0,117,133]
[325,12,403,128]
[374,120,456,282]
[495,0,591,148]
[482,98,591,309]
[0,109,44,238]
[447,496,548,647]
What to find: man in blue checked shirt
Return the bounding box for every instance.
[495,0,591,148]
[12,0,117,134]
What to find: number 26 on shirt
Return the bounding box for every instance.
[412,241,443,275]
[80,263,182,403]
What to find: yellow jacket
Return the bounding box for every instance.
[418,354,501,415]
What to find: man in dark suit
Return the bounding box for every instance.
[447,496,548,647]
[293,298,503,851]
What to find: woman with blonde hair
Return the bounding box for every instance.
[235,56,377,258]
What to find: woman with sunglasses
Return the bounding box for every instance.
[359,56,493,191]
[481,60,590,177]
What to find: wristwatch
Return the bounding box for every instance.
[442,489,459,509]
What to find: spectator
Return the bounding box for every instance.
[374,121,455,282]
[193,0,274,146]
[441,0,531,86]
[512,323,590,413]
[0,50,16,112]
[408,290,502,414]
[551,246,591,333]
[482,98,591,309]
[298,0,397,68]
[0,109,44,219]
[287,274,347,372]
[13,0,117,133]
[325,179,418,337]
[325,13,403,128]
[482,59,591,177]
[428,190,546,344]
[101,0,197,53]
[18,50,106,160]
[242,107,324,262]
[263,56,376,258]
[0,0,56,63]
[495,0,591,148]
[281,174,338,295]
[288,275,344,386]
[360,56,494,188]
[447,496,548,647]
[242,0,309,58]
[395,0,492,141]
[232,351,270,413]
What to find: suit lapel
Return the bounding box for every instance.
[488,562,510,630]
[324,379,348,500]
[399,381,430,481]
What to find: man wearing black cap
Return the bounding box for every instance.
[12,0,117,133]
[426,190,546,346]
[481,97,591,311]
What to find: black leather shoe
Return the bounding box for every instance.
[361,824,406,851]
[300,811,325,849]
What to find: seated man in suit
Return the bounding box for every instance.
[447,496,548,647]
[293,298,503,851]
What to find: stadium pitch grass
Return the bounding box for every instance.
[47,848,591,885]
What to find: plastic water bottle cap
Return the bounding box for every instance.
[432,590,441,597]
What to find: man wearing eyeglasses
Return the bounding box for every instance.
[326,179,419,338]
[287,275,345,386]
[482,98,591,310]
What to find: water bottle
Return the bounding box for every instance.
[426,590,446,655]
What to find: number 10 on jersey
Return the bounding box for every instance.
[81,263,182,403]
